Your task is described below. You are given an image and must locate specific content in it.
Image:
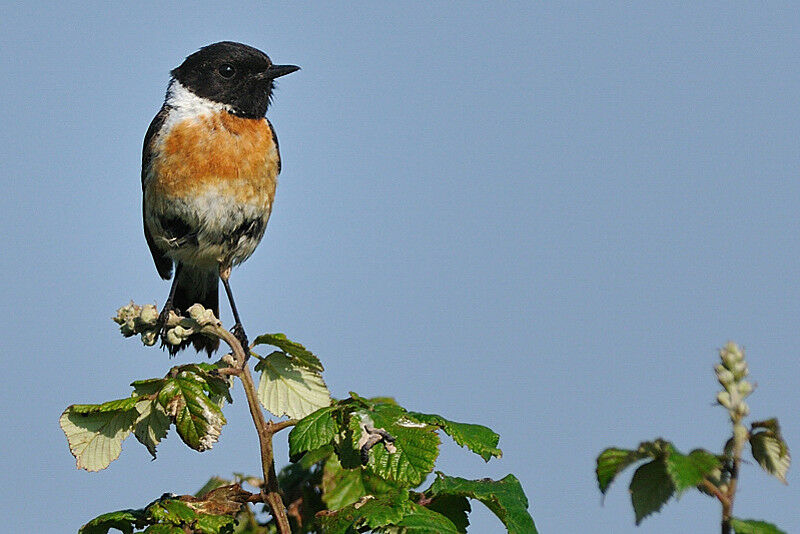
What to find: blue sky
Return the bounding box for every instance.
[1,3,799,532]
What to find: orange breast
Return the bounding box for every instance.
[151,112,279,209]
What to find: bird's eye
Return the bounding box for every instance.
[218,64,235,78]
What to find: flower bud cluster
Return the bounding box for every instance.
[715,342,752,422]
[113,302,221,347]
[114,302,160,346]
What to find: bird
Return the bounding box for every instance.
[141,41,299,356]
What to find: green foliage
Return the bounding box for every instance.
[629,460,674,524]
[425,473,537,534]
[254,351,331,420]
[252,333,323,372]
[595,343,789,533]
[406,411,502,461]
[61,363,232,470]
[730,518,787,534]
[749,419,791,484]
[66,306,535,533]
[60,399,139,471]
[79,486,247,534]
[289,394,503,491]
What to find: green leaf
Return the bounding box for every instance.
[629,459,674,525]
[392,502,461,532]
[60,401,139,471]
[147,499,197,524]
[595,439,675,495]
[142,525,185,534]
[319,491,412,534]
[750,430,791,484]
[289,406,339,457]
[730,518,787,534]
[134,400,171,459]
[426,473,536,534]
[353,405,440,488]
[131,378,167,397]
[665,448,720,495]
[253,333,323,372]
[79,509,145,534]
[426,494,470,533]
[254,351,331,419]
[192,512,237,534]
[406,411,502,461]
[157,375,226,452]
[322,456,367,510]
[596,448,644,494]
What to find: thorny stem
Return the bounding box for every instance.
[213,325,297,534]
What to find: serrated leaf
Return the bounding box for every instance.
[750,431,791,483]
[354,406,440,488]
[595,439,674,496]
[730,518,787,534]
[142,525,185,534]
[70,398,141,413]
[255,352,331,419]
[426,494,470,533]
[426,473,536,534]
[134,400,171,459]
[192,512,237,534]
[289,406,339,457]
[79,509,146,534]
[157,375,225,452]
[322,456,367,510]
[253,333,323,372]
[596,447,645,494]
[60,402,138,471]
[131,378,167,397]
[665,448,720,495]
[406,411,501,461]
[392,502,461,532]
[629,459,674,525]
[299,444,334,469]
[147,499,197,524]
[319,491,411,534]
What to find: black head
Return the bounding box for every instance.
[171,41,299,118]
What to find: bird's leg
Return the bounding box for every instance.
[159,263,183,345]
[220,265,249,356]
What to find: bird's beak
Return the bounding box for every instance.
[260,64,301,80]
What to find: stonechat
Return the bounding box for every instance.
[141,41,299,355]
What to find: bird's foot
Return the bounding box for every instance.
[157,303,175,347]
[231,323,249,356]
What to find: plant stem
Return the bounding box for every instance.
[721,422,747,534]
[214,326,295,534]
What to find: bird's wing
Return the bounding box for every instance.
[142,105,174,280]
[267,118,282,174]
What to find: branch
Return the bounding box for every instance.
[113,302,299,533]
[700,478,730,508]
[214,325,292,534]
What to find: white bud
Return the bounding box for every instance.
[736,402,750,417]
[737,381,753,396]
[716,369,735,385]
[717,391,732,408]
[139,304,159,324]
[188,304,206,321]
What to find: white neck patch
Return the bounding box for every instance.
[163,79,233,130]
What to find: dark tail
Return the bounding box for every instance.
[169,265,220,356]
